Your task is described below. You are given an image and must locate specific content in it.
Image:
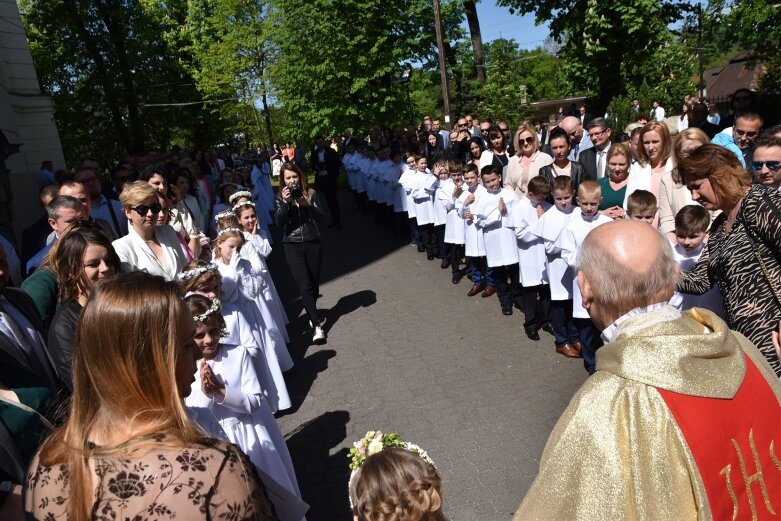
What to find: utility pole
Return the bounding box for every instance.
[697,3,705,99]
[432,0,452,130]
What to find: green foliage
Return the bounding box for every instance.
[496,0,696,113]
[267,0,464,135]
[19,0,226,167]
[707,0,781,97]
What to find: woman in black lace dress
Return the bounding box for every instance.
[677,145,781,376]
[25,272,277,520]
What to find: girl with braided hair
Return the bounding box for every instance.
[350,447,448,521]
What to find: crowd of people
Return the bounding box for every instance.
[1,86,781,520]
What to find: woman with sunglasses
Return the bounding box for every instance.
[48,223,121,392]
[505,123,554,197]
[112,181,187,280]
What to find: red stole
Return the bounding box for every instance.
[658,355,781,520]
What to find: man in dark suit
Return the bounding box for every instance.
[579,105,594,127]
[21,185,60,271]
[310,135,343,229]
[578,117,613,181]
[0,244,63,510]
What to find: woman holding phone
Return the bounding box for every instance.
[274,162,327,344]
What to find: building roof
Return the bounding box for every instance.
[704,53,763,99]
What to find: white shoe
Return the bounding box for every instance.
[312,326,327,345]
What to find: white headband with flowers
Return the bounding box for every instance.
[228,190,253,205]
[177,264,218,281]
[213,209,235,222]
[347,430,435,508]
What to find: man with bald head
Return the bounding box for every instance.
[559,116,592,161]
[514,220,781,520]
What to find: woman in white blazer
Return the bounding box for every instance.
[112,181,187,281]
[623,121,674,228]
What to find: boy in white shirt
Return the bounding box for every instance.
[410,155,438,259]
[459,164,494,296]
[555,180,612,373]
[474,164,521,315]
[510,175,553,340]
[529,176,581,357]
[625,189,658,225]
[399,154,419,247]
[432,160,450,268]
[669,205,724,316]
[443,162,467,283]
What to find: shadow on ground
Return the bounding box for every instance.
[286,410,352,520]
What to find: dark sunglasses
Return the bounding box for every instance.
[520,136,535,145]
[751,161,781,172]
[131,203,162,215]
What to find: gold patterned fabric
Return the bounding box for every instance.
[513,308,781,521]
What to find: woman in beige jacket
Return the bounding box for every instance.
[504,122,553,197]
[658,128,711,239]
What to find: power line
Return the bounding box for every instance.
[142,97,241,107]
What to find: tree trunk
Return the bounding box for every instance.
[463,0,486,83]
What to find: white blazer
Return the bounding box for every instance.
[113,224,187,281]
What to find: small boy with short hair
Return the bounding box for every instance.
[409,155,438,259]
[474,164,522,315]
[432,160,451,268]
[529,176,580,357]
[554,180,612,373]
[458,164,494,296]
[510,175,553,340]
[670,205,724,316]
[442,161,467,283]
[626,189,658,225]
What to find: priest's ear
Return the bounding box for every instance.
[577,270,594,311]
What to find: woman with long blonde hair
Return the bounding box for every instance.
[623,121,674,225]
[25,272,277,520]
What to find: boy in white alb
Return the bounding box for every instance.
[528,176,581,358]
[443,161,467,283]
[432,160,451,268]
[474,164,521,315]
[509,175,553,340]
[410,156,438,258]
[669,204,724,316]
[458,164,494,296]
[553,180,612,373]
[389,150,410,241]
[399,154,419,247]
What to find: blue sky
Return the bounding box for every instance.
[465,2,551,49]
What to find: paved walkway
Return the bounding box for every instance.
[268,192,587,520]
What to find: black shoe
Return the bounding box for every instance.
[525,329,540,341]
[452,272,463,284]
[502,306,513,316]
[440,258,450,269]
[541,323,554,336]
[417,245,426,252]
[427,253,435,260]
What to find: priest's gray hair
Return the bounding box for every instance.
[576,229,677,314]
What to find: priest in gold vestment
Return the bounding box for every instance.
[514,220,781,521]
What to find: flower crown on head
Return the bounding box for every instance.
[189,296,221,323]
[232,200,255,212]
[213,209,235,222]
[228,190,252,205]
[217,227,243,238]
[177,263,218,281]
[347,430,435,508]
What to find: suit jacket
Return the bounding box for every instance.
[21,216,52,269]
[0,288,62,390]
[578,145,610,181]
[310,146,341,179]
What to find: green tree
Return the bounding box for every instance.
[496,0,694,112]
[267,0,464,135]
[20,0,216,167]
[173,0,277,148]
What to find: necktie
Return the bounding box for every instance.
[597,151,604,178]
